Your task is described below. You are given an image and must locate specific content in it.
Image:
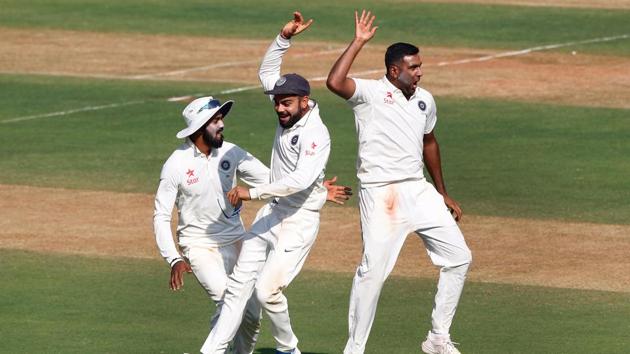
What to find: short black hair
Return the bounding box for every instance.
[385,42,419,69]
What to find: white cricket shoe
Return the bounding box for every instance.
[421,331,461,354]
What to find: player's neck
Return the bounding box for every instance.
[191,136,211,156]
[386,75,413,100]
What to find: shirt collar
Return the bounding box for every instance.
[380,76,417,100]
[187,138,212,158]
[381,76,401,94]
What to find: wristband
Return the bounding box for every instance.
[169,257,183,268]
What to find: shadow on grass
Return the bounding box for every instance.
[256,349,327,354]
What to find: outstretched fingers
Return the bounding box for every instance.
[354,9,378,42]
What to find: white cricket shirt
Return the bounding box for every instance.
[348,76,437,186]
[249,34,331,211]
[153,140,269,265]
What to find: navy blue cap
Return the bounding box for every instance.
[264,73,310,96]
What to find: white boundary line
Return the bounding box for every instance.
[310,33,630,80]
[130,47,346,80]
[2,33,628,124]
[1,100,145,124]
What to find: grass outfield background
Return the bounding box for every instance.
[1,75,628,224]
[2,250,630,353]
[1,0,630,353]
[1,0,629,55]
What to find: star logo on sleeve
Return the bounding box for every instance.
[186,169,195,177]
[306,142,318,156]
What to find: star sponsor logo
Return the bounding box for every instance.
[306,141,318,156]
[186,168,199,185]
[384,91,394,104]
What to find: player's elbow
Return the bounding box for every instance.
[326,76,353,100]
[326,75,342,94]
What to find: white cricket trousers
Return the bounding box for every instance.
[200,202,320,354]
[344,179,472,354]
[181,242,261,354]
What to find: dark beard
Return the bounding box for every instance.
[278,105,304,129]
[203,129,223,148]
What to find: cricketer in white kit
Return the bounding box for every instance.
[200,12,328,354]
[155,96,349,354]
[154,96,265,354]
[327,10,472,354]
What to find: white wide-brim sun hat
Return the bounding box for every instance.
[176,96,233,139]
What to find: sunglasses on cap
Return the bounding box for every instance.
[197,99,222,113]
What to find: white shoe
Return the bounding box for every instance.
[421,331,461,354]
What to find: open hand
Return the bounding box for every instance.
[281,11,314,39]
[324,176,353,205]
[355,10,378,44]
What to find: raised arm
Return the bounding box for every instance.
[259,11,313,93]
[326,10,378,100]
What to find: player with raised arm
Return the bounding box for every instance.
[155,95,349,354]
[327,10,472,354]
[200,12,337,354]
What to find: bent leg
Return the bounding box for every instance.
[256,208,319,352]
[200,233,269,354]
[414,185,472,336]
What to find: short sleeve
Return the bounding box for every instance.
[347,78,374,106]
[424,94,438,134]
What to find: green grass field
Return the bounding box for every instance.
[2,0,629,353]
[1,0,629,55]
[1,74,628,223]
[2,250,629,353]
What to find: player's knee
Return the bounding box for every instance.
[204,283,227,303]
[255,284,283,306]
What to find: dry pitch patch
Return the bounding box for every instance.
[2,184,629,293]
[2,27,630,109]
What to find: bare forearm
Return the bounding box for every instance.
[326,39,366,97]
[424,141,448,195]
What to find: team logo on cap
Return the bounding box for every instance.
[418,100,427,111]
[291,135,299,145]
[220,160,231,171]
[276,76,287,87]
